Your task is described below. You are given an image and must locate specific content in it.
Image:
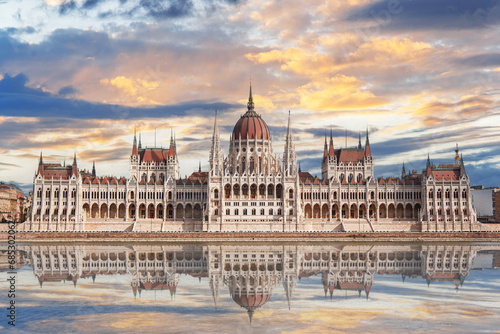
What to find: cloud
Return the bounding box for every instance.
[454,53,500,68]
[138,0,193,19]
[0,72,239,119]
[345,0,500,31]
[58,85,78,96]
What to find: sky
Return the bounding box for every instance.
[1,0,500,193]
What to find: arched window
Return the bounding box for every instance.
[214,189,219,199]
[289,189,293,199]
[130,191,135,199]
[269,208,273,215]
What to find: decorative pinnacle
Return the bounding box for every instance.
[247,83,255,112]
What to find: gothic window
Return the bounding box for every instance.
[289,209,293,215]
[235,209,239,215]
[214,189,219,199]
[260,209,264,215]
[215,209,218,215]
[348,174,353,182]
[242,184,248,196]
[168,191,172,200]
[267,184,274,196]
[226,209,230,215]
[370,191,374,200]
[259,184,265,196]
[252,209,256,215]
[276,184,282,199]
[250,184,257,198]
[242,158,246,174]
[250,158,254,174]
[160,173,165,181]
[269,208,274,215]
[429,190,433,199]
[225,184,231,198]
[289,189,293,199]
[45,189,51,198]
[243,209,247,215]
[277,209,282,215]
[339,174,344,182]
[130,191,135,199]
[37,188,42,197]
[357,174,362,182]
[141,173,147,180]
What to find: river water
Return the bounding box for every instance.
[1,242,499,333]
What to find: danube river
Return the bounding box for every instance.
[1,242,499,333]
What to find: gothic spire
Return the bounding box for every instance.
[198,160,201,172]
[329,129,334,156]
[358,132,362,149]
[323,133,328,159]
[138,133,142,149]
[426,154,432,168]
[73,152,77,166]
[92,161,96,177]
[39,151,43,165]
[364,128,371,157]
[402,161,406,178]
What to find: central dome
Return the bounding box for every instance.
[232,86,270,141]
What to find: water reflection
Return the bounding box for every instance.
[2,243,500,332]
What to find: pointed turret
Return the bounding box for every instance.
[92,161,96,177]
[138,133,142,149]
[132,129,138,156]
[358,132,362,149]
[328,129,334,157]
[198,161,201,172]
[402,162,406,178]
[71,152,79,177]
[426,154,432,169]
[283,110,297,177]
[364,129,371,157]
[323,134,328,160]
[455,143,459,165]
[209,110,223,177]
[37,151,44,176]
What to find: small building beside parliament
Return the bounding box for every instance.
[26,87,480,232]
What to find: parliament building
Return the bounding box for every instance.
[27,87,479,232]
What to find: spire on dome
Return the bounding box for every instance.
[247,83,255,113]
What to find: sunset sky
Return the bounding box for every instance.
[1,0,500,192]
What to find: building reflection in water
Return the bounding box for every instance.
[7,243,500,323]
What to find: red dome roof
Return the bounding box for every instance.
[232,86,270,141]
[232,293,270,310]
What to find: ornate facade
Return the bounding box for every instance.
[27,86,479,232]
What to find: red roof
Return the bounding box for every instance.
[430,170,460,181]
[336,149,365,164]
[232,110,270,141]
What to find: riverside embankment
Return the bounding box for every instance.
[2,231,500,243]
